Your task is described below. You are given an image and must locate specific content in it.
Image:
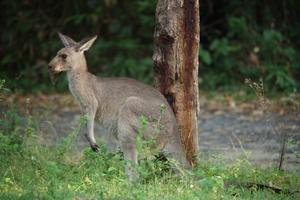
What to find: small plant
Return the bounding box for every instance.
[286,138,300,168]
[245,77,300,171]
[0,79,5,90]
[134,104,176,181]
[136,104,167,158]
[0,79,9,102]
[245,78,268,108]
[136,114,150,156]
[57,115,88,157]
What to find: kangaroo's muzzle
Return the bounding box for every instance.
[48,64,59,85]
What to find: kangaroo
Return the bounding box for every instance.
[48,33,189,181]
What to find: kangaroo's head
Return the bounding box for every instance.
[48,33,97,74]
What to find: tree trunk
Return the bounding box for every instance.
[153,0,200,165]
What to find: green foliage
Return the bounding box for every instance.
[200,1,300,92]
[1,0,300,93]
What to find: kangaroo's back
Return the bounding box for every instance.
[92,76,169,107]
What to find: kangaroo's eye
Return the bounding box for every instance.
[60,54,67,59]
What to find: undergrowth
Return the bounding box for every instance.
[0,81,299,200]
[1,129,299,200]
[0,110,299,199]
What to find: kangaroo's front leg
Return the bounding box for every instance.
[87,113,99,151]
[83,102,99,152]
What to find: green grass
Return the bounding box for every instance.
[0,115,299,200]
[1,142,299,200]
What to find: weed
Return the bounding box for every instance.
[245,77,300,171]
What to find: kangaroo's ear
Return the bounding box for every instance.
[58,32,77,48]
[76,35,98,52]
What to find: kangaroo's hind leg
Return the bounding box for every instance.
[163,125,191,172]
[163,140,190,169]
[117,97,142,182]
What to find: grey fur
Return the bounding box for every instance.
[48,33,189,181]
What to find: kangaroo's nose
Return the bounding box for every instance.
[48,65,53,70]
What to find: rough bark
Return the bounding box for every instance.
[153,0,200,165]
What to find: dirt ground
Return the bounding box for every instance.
[3,93,300,170]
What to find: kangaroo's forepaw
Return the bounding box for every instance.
[91,143,100,152]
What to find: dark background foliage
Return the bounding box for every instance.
[1,0,300,93]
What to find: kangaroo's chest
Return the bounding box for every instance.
[69,81,81,102]
[67,73,89,109]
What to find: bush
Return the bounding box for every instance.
[1,0,300,93]
[200,16,300,92]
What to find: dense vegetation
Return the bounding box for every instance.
[1,0,300,93]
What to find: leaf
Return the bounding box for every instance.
[108,167,117,172]
[199,48,212,65]
[84,176,93,185]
